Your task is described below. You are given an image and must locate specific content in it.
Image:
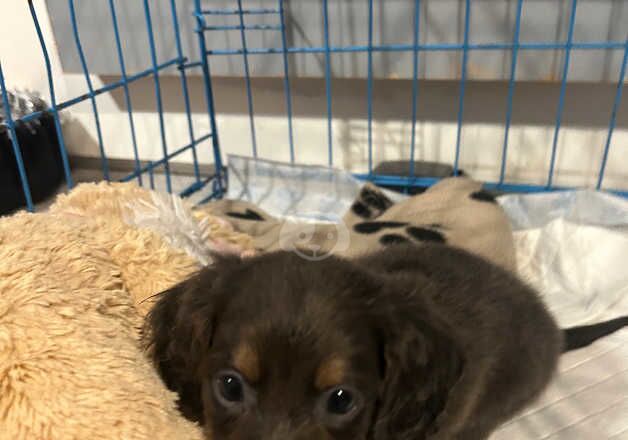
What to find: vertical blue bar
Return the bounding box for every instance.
[597,41,628,190]
[454,0,471,175]
[236,0,258,158]
[367,0,374,175]
[142,0,172,193]
[68,0,110,181]
[169,0,201,183]
[148,162,155,190]
[409,0,421,180]
[0,63,34,211]
[323,0,333,166]
[499,0,524,185]
[279,0,295,163]
[109,0,142,186]
[194,0,225,196]
[29,0,74,189]
[547,0,578,188]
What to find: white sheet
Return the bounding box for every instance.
[492,330,628,439]
[494,191,628,439]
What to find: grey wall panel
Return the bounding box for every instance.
[46,0,628,82]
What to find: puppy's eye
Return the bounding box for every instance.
[213,370,249,408]
[219,374,244,402]
[327,388,354,414]
[318,386,363,428]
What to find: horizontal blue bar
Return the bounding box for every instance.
[200,8,280,15]
[205,40,625,56]
[181,60,203,70]
[120,132,213,182]
[203,24,282,31]
[353,174,628,198]
[19,57,184,124]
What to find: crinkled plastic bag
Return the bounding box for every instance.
[226,155,405,222]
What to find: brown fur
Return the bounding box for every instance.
[233,343,261,384]
[146,243,563,439]
[315,357,348,391]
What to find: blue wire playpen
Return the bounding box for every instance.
[1,0,627,213]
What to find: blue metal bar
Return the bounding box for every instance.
[181,61,204,69]
[454,0,471,175]
[200,8,280,15]
[194,0,225,196]
[409,0,421,180]
[108,0,142,186]
[20,58,183,124]
[236,0,258,157]
[68,0,110,181]
[597,40,628,190]
[367,0,374,176]
[148,162,155,190]
[203,40,626,56]
[548,0,578,188]
[143,0,171,193]
[323,0,333,166]
[29,0,74,189]
[203,24,282,31]
[179,174,216,198]
[197,188,223,205]
[279,0,295,163]
[354,174,440,188]
[120,133,213,182]
[499,0,524,185]
[0,64,34,211]
[169,0,201,184]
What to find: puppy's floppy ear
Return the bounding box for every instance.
[145,256,241,422]
[371,295,464,439]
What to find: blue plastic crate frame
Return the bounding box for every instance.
[1,0,627,214]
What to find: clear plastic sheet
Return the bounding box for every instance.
[226,155,405,223]
[123,191,215,266]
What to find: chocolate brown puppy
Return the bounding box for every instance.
[146,244,627,439]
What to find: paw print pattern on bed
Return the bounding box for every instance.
[352,221,447,246]
[210,177,516,271]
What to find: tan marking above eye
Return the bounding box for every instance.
[315,356,348,390]
[233,342,260,384]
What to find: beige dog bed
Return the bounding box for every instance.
[0,182,253,440]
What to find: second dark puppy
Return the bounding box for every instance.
[146,244,627,439]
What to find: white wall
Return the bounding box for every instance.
[2,0,627,191]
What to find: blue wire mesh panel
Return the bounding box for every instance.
[1,0,627,213]
[0,0,225,212]
[195,0,627,197]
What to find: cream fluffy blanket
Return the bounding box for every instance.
[0,182,253,439]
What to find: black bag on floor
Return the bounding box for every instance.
[0,91,65,215]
